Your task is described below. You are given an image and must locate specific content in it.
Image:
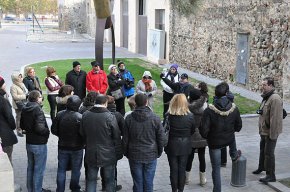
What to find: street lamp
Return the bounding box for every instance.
[0,6,2,28]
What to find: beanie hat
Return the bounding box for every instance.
[91,61,100,67]
[180,73,188,79]
[0,76,5,88]
[108,64,117,71]
[189,88,202,101]
[117,60,124,68]
[72,61,81,68]
[170,63,178,70]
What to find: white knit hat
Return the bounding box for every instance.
[108,64,117,71]
[142,71,152,78]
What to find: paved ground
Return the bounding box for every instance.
[2,23,290,192]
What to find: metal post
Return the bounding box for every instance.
[0,7,2,29]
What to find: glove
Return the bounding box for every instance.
[148,93,153,97]
[160,73,165,79]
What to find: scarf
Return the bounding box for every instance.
[261,88,275,101]
[31,76,41,91]
[142,79,152,92]
[166,71,178,82]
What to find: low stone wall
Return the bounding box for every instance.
[169,0,290,98]
[0,153,14,192]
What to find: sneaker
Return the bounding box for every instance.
[232,150,241,161]
[42,188,51,192]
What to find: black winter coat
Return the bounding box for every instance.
[65,70,87,100]
[107,73,126,97]
[123,106,164,162]
[81,107,121,167]
[165,113,195,156]
[20,102,50,144]
[52,96,84,151]
[0,90,17,147]
[200,97,242,149]
[23,76,42,94]
[162,77,194,98]
[107,103,124,160]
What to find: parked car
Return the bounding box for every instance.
[4,16,16,22]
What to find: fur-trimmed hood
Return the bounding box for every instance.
[208,103,236,116]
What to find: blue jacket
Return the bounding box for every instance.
[120,70,135,97]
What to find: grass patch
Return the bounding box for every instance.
[27,58,259,118]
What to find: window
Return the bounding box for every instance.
[155,9,165,30]
[139,0,146,15]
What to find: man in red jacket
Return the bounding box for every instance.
[86,61,108,94]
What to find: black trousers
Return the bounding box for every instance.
[167,155,188,192]
[258,135,277,175]
[221,147,227,164]
[163,91,174,117]
[115,97,125,116]
[47,94,57,121]
[186,147,206,172]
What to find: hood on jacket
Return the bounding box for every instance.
[66,95,82,112]
[56,95,71,105]
[107,103,116,112]
[22,102,41,112]
[142,71,152,78]
[131,106,152,122]
[11,72,23,84]
[209,97,236,116]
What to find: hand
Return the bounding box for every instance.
[160,73,165,79]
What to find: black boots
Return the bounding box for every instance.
[259,174,276,183]
[252,169,264,174]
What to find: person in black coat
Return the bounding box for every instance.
[65,61,87,100]
[20,90,51,192]
[51,95,84,192]
[80,94,121,192]
[23,67,42,94]
[160,73,194,98]
[165,94,195,192]
[199,83,242,192]
[0,76,18,164]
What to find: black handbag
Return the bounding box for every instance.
[15,100,27,110]
[163,115,170,146]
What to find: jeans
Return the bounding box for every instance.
[86,164,115,192]
[100,163,118,189]
[186,147,206,172]
[167,155,188,192]
[26,144,47,192]
[258,135,277,175]
[209,148,222,192]
[129,159,157,192]
[221,147,227,164]
[56,149,84,192]
[47,94,57,120]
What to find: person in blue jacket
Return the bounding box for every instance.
[117,60,135,98]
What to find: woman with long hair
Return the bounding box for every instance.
[56,85,74,112]
[165,94,195,192]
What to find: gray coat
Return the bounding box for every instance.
[188,96,207,148]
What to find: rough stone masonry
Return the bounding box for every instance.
[169,0,290,101]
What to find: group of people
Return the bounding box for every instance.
[0,59,284,192]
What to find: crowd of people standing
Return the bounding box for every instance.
[0,60,284,192]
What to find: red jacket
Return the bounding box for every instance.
[86,69,108,94]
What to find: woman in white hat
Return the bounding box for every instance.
[136,71,157,111]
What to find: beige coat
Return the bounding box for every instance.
[10,73,27,109]
[259,93,283,140]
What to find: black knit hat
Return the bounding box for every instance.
[0,76,5,88]
[189,88,202,101]
[72,61,81,68]
[180,73,188,79]
[91,61,101,67]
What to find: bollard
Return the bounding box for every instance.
[231,155,247,187]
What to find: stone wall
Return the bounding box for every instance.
[58,0,87,33]
[169,0,290,98]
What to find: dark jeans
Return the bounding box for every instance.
[163,91,174,117]
[221,147,227,164]
[115,97,125,116]
[167,155,188,192]
[258,135,277,174]
[186,147,206,172]
[209,148,222,192]
[221,137,238,164]
[47,94,57,120]
[129,159,157,192]
[56,149,84,192]
[86,164,115,192]
[100,163,118,189]
[26,144,47,192]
